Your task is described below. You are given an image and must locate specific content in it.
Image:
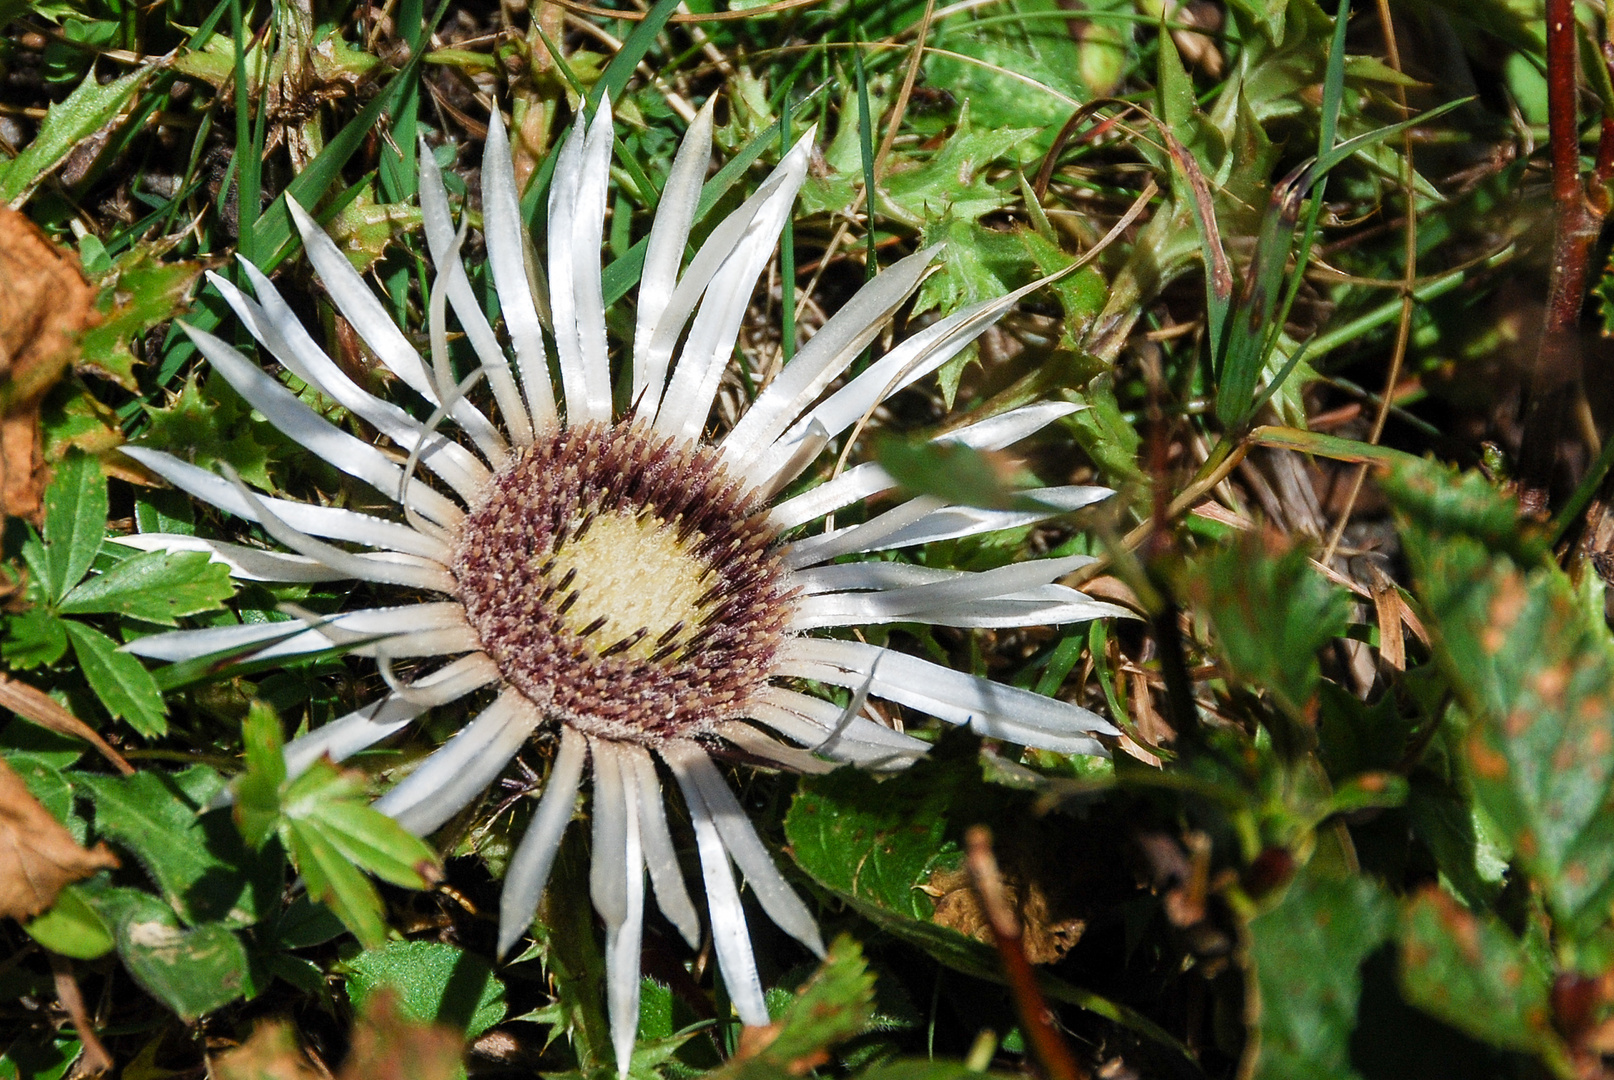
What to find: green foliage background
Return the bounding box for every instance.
[0,0,1602,1077]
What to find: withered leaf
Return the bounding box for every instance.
[341,989,463,1080]
[0,756,118,920]
[212,1021,324,1080]
[0,208,98,522]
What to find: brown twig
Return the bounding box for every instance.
[1518,0,1614,518]
[50,953,114,1076]
[963,826,1088,1080]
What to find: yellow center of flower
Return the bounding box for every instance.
[544,509,707,663]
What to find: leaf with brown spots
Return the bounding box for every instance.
[1394,460,1614,933]
[0,756,118,921]
[0,208,98,522]
[1398,887,1566,1065]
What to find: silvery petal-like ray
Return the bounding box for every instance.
[121,447,452,559]
[654,132,813,441]
[663,742,769,1027]
[176,325,466,528]
[768,462,893,533]
[633,98,716,409]
[793,561,979,594]
[669,748,824,957]
[479,111,560,435]
[548,104,614,424]
[376,690,540,835]
[573,101,616,417]
[787,487,1114,569]
[111,533,348,582]
[791,553,1095,626]
[715,722,838,775]
[215,267,492,499]
[640,130,817,404]
[749,685,930,759]
[283,653,501,777]
[740,275,1069,488]
[938,401,1084,449]
[744,704,922,769]
[499,726,588,957]
[782,496,945,570]
[622,745,701,949]
[779,639,1115,753]
[777,638,1119,751]
[721,245,937,461]
[123,603,467,662]
[766,402,1086,532]
[223,469,456,592]
[286,199,507,458]
[794,586,1135,630]
[589,737,631,928]
[421,133,536,444]
[604,769,645,1079]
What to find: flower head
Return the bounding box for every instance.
[122,97,1126,1073]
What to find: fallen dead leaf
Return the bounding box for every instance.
[0,756,119,921]
[341,989,463,1080]
[213,989,463,1080]
[0,208,98,523]
[212,1022,324,1080]
[0,673,134,775]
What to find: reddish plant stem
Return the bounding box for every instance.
[963,826,1088,1080]
[1519,0,1614,518]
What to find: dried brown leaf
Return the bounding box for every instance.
[213,1022,324,1080]
[340,989,463,1080]
[0,208,98,522]
[0,673,134,775]
[0,756,118,921]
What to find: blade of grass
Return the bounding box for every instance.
[228,0,257,266]
[853,21,879,282]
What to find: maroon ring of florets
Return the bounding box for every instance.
[451,421,792,745]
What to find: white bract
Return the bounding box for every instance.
[124,96,1128,1075]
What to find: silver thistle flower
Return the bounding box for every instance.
[120,97,1127,1073]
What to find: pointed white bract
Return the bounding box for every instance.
[128,98,1129,1077]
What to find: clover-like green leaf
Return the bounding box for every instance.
[59,548,234,626]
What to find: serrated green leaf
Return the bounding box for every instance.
[0,65,153,205]
[2,607,69,669]
[712,937,875,1080]
[1183,532,1349,723]
[280,760,439,890]
[139,373,285,491]
[283,815,390,950]
[80,767,277,927]
[1244,871,1393,1080]
[235,701,285,851]
[41,451,106,602]
[1397,887,1562,1059]
[64,621,166,737]
[59,549,234,625]
[343,940,507,1038]
[1380,458,1547,565]
[1396,462,1614,933]
[75,248,204,390]
[23,883,115,959]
